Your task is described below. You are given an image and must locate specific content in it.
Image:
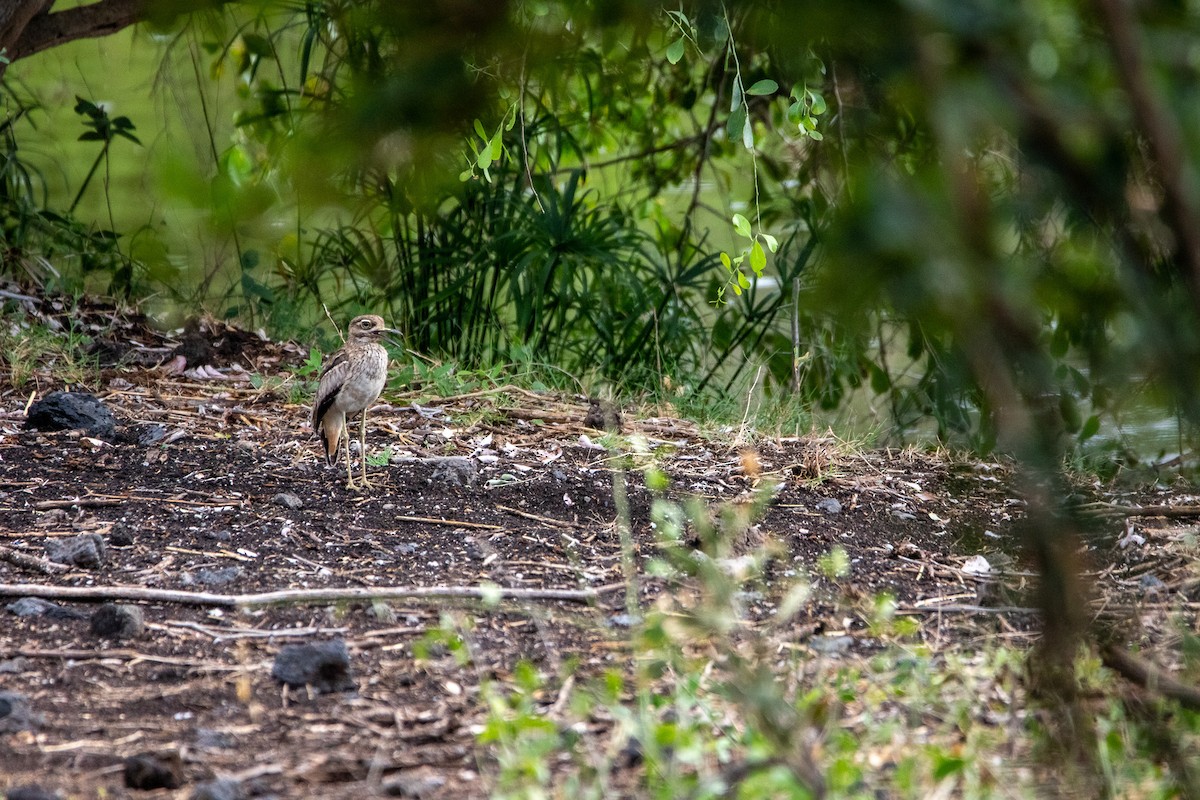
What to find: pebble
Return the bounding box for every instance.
[45,533,107,568]
[190,778,244,800]
[7,597,87,620]
[382,771,446,798]
[272,492,303,510]
[815,497,842,515]
[130,423,169,446]
[123,751,183,790]
[25,391,117,440]
[271,640,356,693]
[89,603,145,640]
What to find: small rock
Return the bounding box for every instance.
[271,640,356,694]
[123,751,183,791]
[205,530,233,543]
[962,555,992,575]
[132,423,169,446]
[5,786,60,800]
[0,657,30,674]
[45,533,107,568]
[1139,574,1167,596]
[25,391,118,440]
[194,728,235,750]
[815,497,842,515]
[429,457,478,488]
[584,398,622,431]
[395,542,418,556]
[608,613,641,628]
[272,492,303,510]
[90,603,145,640]
[808,634,854,655]
[190,778,244,800]
[181,567,242,588]
[108,525,135,547]
[0,691,40,733]
[382,770,446,798]
[7,597,87,620]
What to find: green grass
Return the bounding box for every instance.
[0,309,99,390]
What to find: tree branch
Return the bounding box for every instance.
[8,0,144,63]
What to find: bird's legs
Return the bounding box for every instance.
[357,411,374,488]
[341,425,358,490]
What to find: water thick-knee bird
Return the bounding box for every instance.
[311,315,398,489]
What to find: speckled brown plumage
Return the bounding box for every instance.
[312,314,397,489]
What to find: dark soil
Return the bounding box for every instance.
[0,301,1175,798]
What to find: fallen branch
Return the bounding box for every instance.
[393,514,504,531]
[0,545,69,575]
[1076,502,1200,519]
[898,604,1039,615]
[1100,643,1200,713]
[0,582,622,608]
[498,504,584,529]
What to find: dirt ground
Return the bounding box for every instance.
[0,301,1185,798]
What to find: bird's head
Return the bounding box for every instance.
[347,315,400,341]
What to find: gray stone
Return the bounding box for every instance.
[428,457,478,488]
[815,497,842,515]
[5,786,60,800]
[25,391,118,440]
[7,597,86,620]
[0,691,40,733]
[89,603,145,640]
[45,533,107,568]
[272,492,303,510]
[271,640,356,693]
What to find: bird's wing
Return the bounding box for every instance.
[312,350,350,430]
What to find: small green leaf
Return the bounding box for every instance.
[473,119,487,139]
[727,105,747,143]
[666,37,686,65]
[737,270,751,289]
[730,79,743,113]
[489,133,503,161]
[746,79,778,95]
[750,241,766,275]
[762,233,779,252]
[720,251,733,270]
[742,117,754,149]
[732,213,752,238]
[1079,414,1101,441]
[809,90,827,115]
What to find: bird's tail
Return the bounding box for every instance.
[320,417,343,465]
